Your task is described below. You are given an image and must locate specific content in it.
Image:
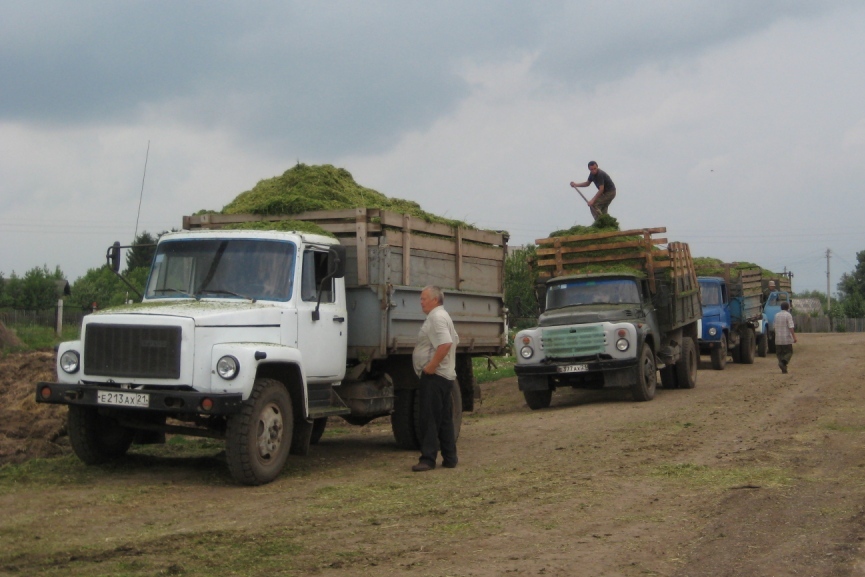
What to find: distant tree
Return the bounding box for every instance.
[70,267,127,310]
[837,250,865,301]
[0,271,5,307]
[124,231,158,273]
[504,245,540,331]
[4,266,65,310]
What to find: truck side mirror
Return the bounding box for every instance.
[107,241,121,273]
[328,245,346,279]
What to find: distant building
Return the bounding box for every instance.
[792,298,822,315]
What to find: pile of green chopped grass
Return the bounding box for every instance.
[222,220,334,237]
[694,257,780,279]
[213,163,476,230]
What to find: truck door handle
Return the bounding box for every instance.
[333,316,345,323]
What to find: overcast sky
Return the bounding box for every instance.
[2,1,863,294]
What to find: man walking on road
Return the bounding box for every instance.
[571,161,617,220]
[411,286,460,472]
[774,301,797,373]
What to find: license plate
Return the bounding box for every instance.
[558,364,589,373]
[97,390,150,408]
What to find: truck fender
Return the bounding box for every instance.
[210,343,308,411]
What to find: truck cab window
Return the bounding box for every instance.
[301,249,334,303]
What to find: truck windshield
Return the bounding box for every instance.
[546,278,640,310]
[145,238,296,302]
[699,282,723,306]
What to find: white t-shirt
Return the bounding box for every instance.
[412,305,459,380]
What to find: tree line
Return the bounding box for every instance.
[0,232,160,312]
[3,232,865,326]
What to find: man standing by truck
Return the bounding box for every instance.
[411,286,460,472]
[570,161,617,219]
[774,301,797,373]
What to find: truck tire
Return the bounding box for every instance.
[310,418,327,445]
[523,389,552,410]
[757,333,768,358]
[226,378,293,486]
[710,337,727,370]
[456,354,476,413]
[660,365,678,389]
[391,388,418,450]
[631,343,657,402]
[675,337,697,389]
[740,328,756,364]
[67,406,134,465]
[768,334,776,354]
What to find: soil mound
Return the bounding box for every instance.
[0,350,70,465]
[0,321,23,349]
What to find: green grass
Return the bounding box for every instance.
[650,462,792,490]
[1,323,78,353]
[472,355,515,383]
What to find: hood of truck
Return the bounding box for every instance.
[700,304,725,325]
[539,304,642,327]
[94,300,286,326]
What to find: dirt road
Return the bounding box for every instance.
[2,333,865,576]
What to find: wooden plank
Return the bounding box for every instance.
[456,226,464,290]
[355,208,369,285]
[382,230,505,262]
[402,214,411,286]
[535,238,668,257]
[536,250,672,270]
[535,227,666,246]
[378,211,505,247]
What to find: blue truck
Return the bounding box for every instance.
[697,266,766,370]
[761,276,793,353]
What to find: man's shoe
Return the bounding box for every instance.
[779,361,788,374]
[442,460,458,469]
[412,461,434,472]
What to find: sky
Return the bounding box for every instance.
[2,1,864,295]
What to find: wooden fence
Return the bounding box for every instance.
[792,315,865,333]
[0,309,87,330]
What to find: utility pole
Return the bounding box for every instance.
[826,248,832,312]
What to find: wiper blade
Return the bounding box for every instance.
[196,288,256,303]
[153,288,199,300]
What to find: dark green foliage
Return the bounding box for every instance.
[70,266,149,310]
[125,231,158,272]
[505,246,540,329]
[0,266,66,310]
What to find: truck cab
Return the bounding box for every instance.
[697,277,731,369]
[38,229,351,485]
[515,273,668,408]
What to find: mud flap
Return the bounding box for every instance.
[602,367,636,389]
[517,375,549,392]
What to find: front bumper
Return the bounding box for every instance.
[35,382,243,415]
[514,357,637,377]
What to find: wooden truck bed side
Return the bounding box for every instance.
[532,227,700,332]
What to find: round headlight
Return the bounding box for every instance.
[520,346,534,359]
[708,327,717,336]
[59,350,80,374]
[616,338,630,352]
[216,355,240,380]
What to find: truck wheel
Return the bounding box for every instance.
[710,337,727,370]
[632,343,657,402]
[740,328,756,364]
[391,388,418,450]
[757,334,768,358]
[310,418,327,445]
[660,365,678,389]
[768,335,776,354]
[523,389,552,410]
[226,378,293,486]
[675,337,697,389]
[456,354,476,412]
[67,406,134,465]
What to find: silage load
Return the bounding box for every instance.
[217,163,476,231]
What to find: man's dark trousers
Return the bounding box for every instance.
[418,373,457,467]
